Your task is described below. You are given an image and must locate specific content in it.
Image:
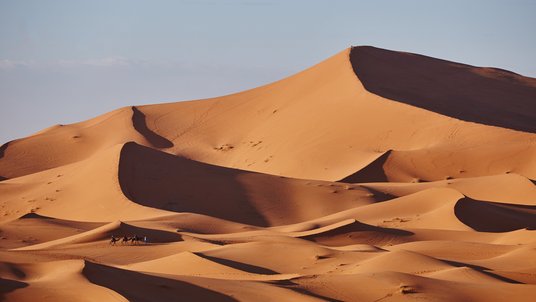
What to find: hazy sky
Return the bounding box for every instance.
[1,0,535,144]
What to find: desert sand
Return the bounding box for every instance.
[1,46,535,301]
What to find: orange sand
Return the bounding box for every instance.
[1,46,535,301]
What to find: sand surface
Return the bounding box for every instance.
[1,46,535,301]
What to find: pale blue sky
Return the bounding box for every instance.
[1,0,535,143]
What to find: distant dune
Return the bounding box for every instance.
[1,46,535,301]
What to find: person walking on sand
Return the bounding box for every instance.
[143,236,147,244]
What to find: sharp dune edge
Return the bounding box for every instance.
[1,46,535,301]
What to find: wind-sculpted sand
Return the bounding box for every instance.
[1,46,535,301]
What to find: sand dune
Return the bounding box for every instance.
[1,46,535,301]
[362,173,536,205]
[0,213,103,249]
[350,46,536,133]
[2,48,534,183]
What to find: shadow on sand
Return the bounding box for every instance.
[83,261,237,302]
[132,107,174,148]
[454,197,536,232]
[350,46,536,133]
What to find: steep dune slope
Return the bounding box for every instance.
[350,46,536,133]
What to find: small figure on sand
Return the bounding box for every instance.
[109,235,119,245]
[131,234,142,245]
[110,234,148,246]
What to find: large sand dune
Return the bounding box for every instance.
[1,46,535,301]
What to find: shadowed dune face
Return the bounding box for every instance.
[82,262,238,302]
[194,253,280,275]
[455,197,536,232]
[0,278,28,300]
[350,46,536,133]
[131,106,173,148]
[0,142,10,181]
[117,142,374,227]
[118,142,271,226]
[0,142,10,159]
[338,151,391,183]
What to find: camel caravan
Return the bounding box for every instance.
[109,235,147,245]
